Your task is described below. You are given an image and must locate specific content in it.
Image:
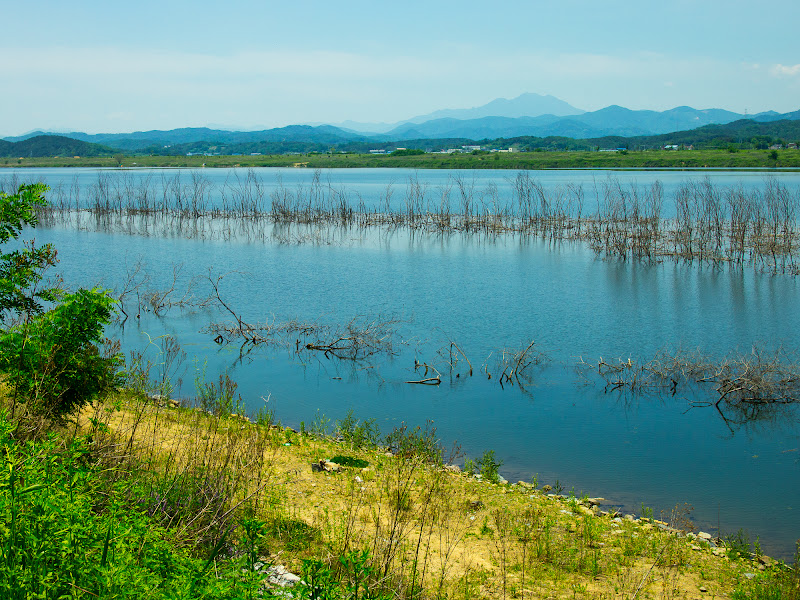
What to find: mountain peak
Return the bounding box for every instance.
[404,93,584,124]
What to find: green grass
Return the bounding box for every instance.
[3,148,800,170]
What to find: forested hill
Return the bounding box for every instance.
[0,135,116,158]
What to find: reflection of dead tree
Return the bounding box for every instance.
[586,345,800,408]
[115,258,150,320]
[204,274,402,363]
[434,334,473,378]
[141,264,196,316]
[302,315,401,361]
[204,269,258,342]
[407,360,441,385]
[483,340,547,389]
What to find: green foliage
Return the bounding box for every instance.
[0,184,121,424]
[384,420,444,465]
[195,368,243,417]
[330,455,369,468]
[477,449,503,484]
[0,184,59,322]
[391,148,425,156]
[336,409,380,449]
[0,411,242,599]
[0,289,121,422]
[726,528,753,560]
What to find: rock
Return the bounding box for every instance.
[744,573,756,579]
[541,484,553,493]
[698,531,713,541]
[354,475,363,484]
[443,464,461,473]
[585,497,605,506]
[467,498,484,511]
[516,481,533,489]
[266,565,301,588]
[497,475,508,485]
[311,462,324,473]
[699,586,708,593]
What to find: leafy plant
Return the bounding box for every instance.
[330,455,369,468]
[0,183,59,322]
[0,288,120,423]
[336,409,380,449]
[477,449,503,484]
[0,184,121,426]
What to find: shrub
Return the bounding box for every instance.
[477,449,503,483]
[0,184,121,426]
[0,288,121,422]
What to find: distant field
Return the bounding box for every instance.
[3,149,800,170]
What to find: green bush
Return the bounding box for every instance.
[0,412,246,599]
[0,183,58,322]
[0,289,121,422]
[0,184,121,425]
[477,449,503,483]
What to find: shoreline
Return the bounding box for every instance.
[3,148,800,171]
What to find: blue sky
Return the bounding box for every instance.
[3,0,799,135]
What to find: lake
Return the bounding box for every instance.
[4,167,800,559]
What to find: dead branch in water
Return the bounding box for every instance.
[586,345,800,406]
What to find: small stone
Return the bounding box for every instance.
[541,484,553,493]
[699,586,708,593]
[266,565,301,588]
[698,531,713,541]
[467,498,484,511]
[743,573,756,579]
[354,475,363,484]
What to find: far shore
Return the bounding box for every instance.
[3,148,800,170]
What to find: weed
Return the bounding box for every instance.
[477,449,503,484]
[331,455,370,469]
[337,409,380,449]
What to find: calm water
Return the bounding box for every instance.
[6,167,800,559]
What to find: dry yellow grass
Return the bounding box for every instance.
[79,392,781,599]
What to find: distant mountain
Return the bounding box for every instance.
[0,135,115,158]
[404,93,585,123]
[328,93,585,134]
[4,125,369,153]
[380,105,797,140]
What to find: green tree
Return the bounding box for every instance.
[0,184,121,426]
[0,184,59,322]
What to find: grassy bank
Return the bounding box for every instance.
[3,149,800,170]
[2,388,798,599]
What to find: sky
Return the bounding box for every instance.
[3,0,799,136]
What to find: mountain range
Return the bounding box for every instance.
[3,93,799,155]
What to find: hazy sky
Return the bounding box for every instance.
[3,0,799,135]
